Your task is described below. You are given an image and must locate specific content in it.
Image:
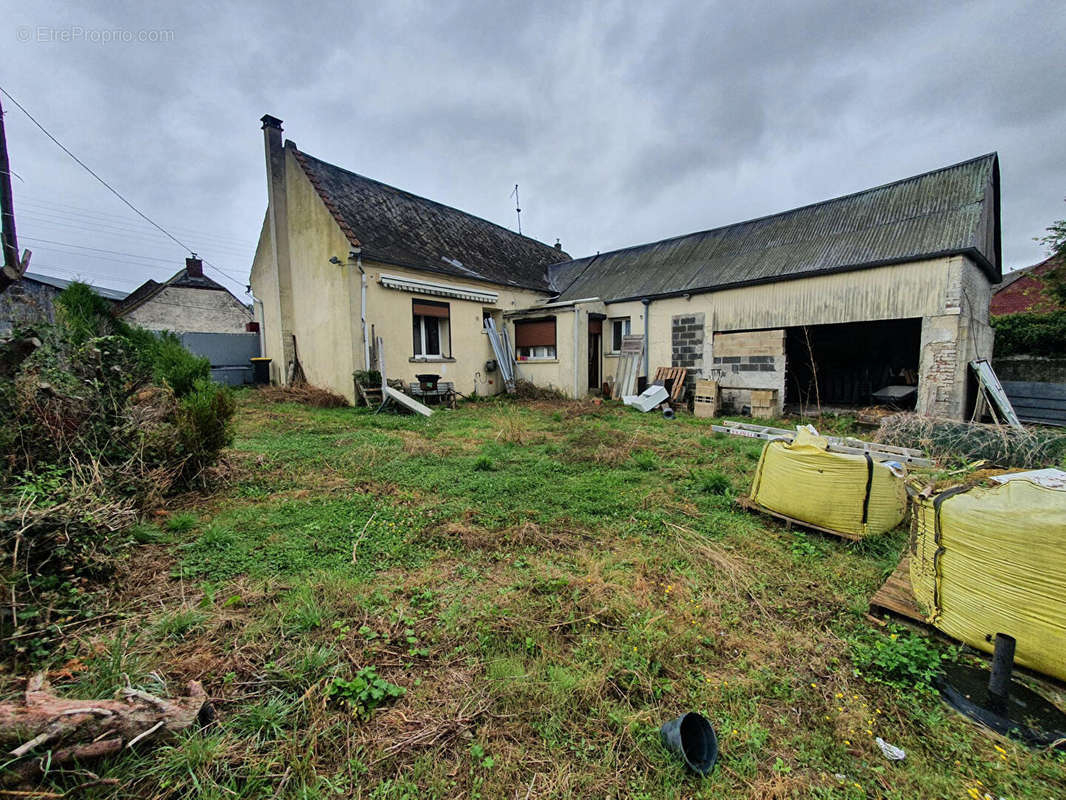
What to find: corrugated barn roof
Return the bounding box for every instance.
[291,145,567,291]
[549,153,1001,302]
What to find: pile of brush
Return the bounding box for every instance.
[257,383,349,408]
[876,413,1066,468]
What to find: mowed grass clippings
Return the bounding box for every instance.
[4,392,1065,799]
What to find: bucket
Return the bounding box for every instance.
[660,712,718,776]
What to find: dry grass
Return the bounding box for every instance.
[256,383,350,408]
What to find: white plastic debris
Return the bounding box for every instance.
[623,384,669,412]
[875,737,906,761]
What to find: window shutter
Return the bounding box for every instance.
[413,301,450,318]
[515,318,556,347]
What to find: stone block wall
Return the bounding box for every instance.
[711,329,786,414]
[671,313,705,394]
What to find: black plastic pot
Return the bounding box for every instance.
[660,712,718,776]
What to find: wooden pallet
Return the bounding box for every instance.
[868,556,924,623]
[652,367,688,403]
[734,496,864,542]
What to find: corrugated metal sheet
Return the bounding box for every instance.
[551,154,1000,302]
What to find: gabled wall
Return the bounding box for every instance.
[121,286,251,334]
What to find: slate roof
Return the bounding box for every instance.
[290,144,567,291]
[550,154,1001,303]
[115,266,231,316]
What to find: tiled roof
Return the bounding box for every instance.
[550,154,1001,303]
[290,144,567,291]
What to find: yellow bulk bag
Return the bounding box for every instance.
[910,480,1066,682]
[749,428,907,538]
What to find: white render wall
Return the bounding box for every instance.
[122,286,252,334]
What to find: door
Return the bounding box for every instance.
[588,317,602,390]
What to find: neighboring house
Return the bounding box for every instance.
[251,115,1000,420]
[116,256,253,333]
[990,255,1063,315]
[117,257,258,385]
[0,271,127,336]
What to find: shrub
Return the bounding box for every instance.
[991,310,1066,357]
[177,379,236,480]
[148,333,210,397]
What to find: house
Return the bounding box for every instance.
[117,257,259,385]
[250,114,1000,420]
[990,255,1063,315]
[0,271,127,336]
[116,256,253,334]
[249,115,566,397]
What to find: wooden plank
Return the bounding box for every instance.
[384,386,433,417]
[734,496,864,542]
[1001,380,1066,401]
[868,556,925,623]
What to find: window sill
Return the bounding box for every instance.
[409,356,456,363]
[605,352,621,358]
[516,358,559,364]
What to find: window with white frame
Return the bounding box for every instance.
[412,300,450,358]
[609,317,631,353]
[514,317,556,360]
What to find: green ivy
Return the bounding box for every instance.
[991,310,1066,357]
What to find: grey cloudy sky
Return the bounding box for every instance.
[2,0,1063,298]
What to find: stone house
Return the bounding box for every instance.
[250,114,1001,419]
[116,256,252,334]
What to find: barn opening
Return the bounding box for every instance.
[784,319,922,412]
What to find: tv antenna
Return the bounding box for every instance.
[510,184,521,235]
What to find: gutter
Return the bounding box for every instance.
[642,298,650,377]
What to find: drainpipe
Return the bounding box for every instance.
[642,298,651,378]
[573,306,582,399]
[352,248,370,370]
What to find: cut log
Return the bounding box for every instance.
[1,674,211,784]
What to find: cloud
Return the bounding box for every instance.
[1,0,1062,298]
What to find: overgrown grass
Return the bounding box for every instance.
[5,395,1063,799]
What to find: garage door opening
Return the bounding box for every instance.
[785,319,922,413]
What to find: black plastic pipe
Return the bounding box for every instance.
[988,633,1016,711]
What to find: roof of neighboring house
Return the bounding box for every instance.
[991,254,1063,315]
[115,264,234,316]
[549,153,1001,303]
[290,143,568,291]
[22,271,129,301]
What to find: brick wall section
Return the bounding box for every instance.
[671,313,704,395]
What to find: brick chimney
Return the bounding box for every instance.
[185,255,203,277]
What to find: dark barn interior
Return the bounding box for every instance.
[785,319,922,410]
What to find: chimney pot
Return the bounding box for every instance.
[185,256,203,277]
[554,239,562,251]
[260,114,283,131]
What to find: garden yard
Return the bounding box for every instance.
[4,393,1064,799]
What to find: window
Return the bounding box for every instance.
[609,317,631,353]
[514,317,556,360]
[412,299,450,358]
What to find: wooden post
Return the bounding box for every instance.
[0,95,25,292]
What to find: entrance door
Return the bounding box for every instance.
[588,317,603,391]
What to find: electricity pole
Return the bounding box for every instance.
[0,95,29,292]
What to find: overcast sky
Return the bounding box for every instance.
[2,0,1063,298]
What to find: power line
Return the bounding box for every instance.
[16,196,257,249]
[21,236,190,264]
[0,84,247,290]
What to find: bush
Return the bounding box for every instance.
[147,332,210,397]
[876,413,1066,468]
[991,310,1066,357]
[177,379,236,479]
